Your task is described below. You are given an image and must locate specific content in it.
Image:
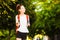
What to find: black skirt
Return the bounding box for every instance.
[16,31,28,39]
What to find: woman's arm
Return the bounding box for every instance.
[15,15,20,32]
[27,15,30,27]
[16,15,19,27]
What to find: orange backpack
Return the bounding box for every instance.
[16,14,29,31]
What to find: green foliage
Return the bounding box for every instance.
[30,0,60,37]
[0,0,60,40]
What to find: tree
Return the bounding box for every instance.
[0,0,16,40]
[0,0,60,40]
[0,0,36,40]
[30,0,60,39]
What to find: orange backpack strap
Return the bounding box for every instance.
[18,14,20,22]
[26,15,28,21]
[26,15,30,23]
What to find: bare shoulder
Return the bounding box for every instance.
[16,15,18,17]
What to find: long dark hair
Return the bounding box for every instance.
[16,4,23,11]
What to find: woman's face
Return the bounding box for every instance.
[19,5,26,13]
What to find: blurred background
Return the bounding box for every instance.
[0,0,60,40]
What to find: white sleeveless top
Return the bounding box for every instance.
[16,15,29,33]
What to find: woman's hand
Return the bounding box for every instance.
[16,23,19,27]
[27,23,30,27]
[16,23,19,33]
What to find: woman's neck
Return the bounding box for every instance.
[18,12,25,15]
[18,14,25,16]
[20,13,25,15]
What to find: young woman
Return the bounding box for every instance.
[16,4,30,40]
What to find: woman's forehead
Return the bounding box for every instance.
[20,5,25,8]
